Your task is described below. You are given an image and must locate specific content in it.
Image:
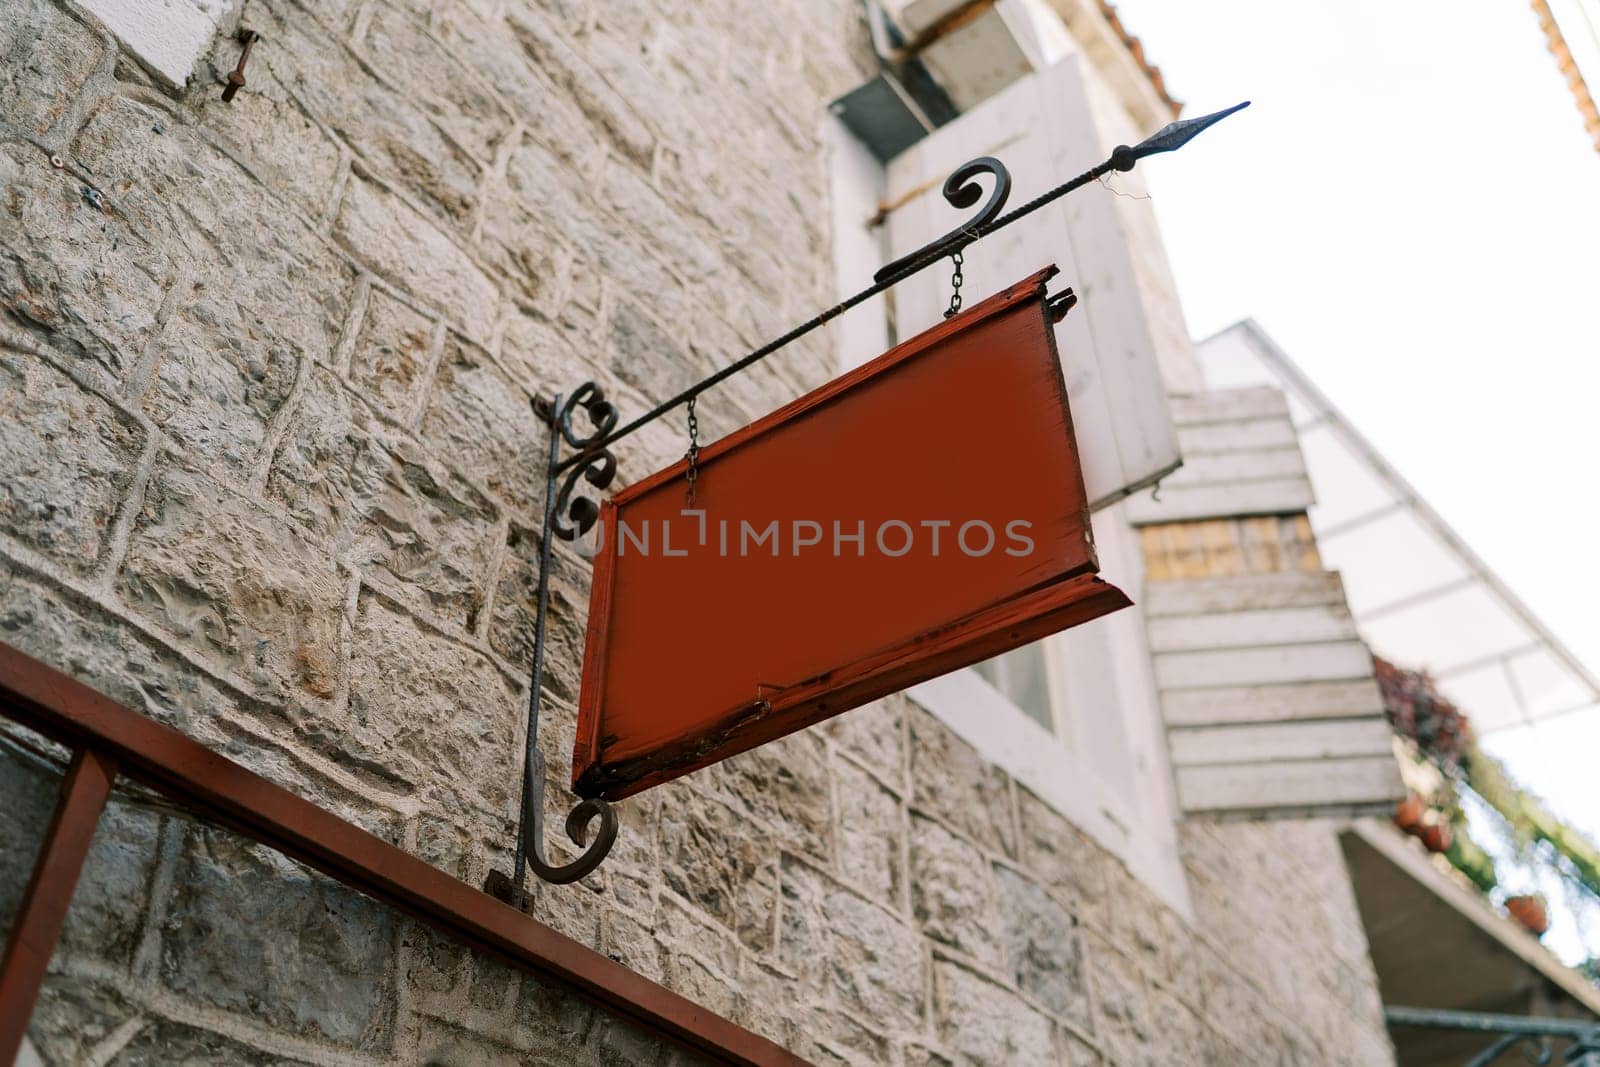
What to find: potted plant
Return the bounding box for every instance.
[1394,794,1427,833]
[1505,893,1551,937]
[1419,821,1452,854]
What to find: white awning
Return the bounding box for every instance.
[1191,320,1600,733]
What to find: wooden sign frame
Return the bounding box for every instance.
[572,267,1131,800]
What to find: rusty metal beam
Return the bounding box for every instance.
[0,746,116,1065]
[0,643,806,1067]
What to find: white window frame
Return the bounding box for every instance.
[823,10,1194,916]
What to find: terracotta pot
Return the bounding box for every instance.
[1418,822,1452,853]
[1394,795,1427,833]
[1506,894,1551,936]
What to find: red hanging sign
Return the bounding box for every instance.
[572,267,1130,799]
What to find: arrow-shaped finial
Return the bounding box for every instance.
[1110,100,1251,171]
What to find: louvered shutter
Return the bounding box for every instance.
[881,55,1181,509]
[1132,388,1405,817]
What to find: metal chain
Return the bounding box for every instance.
[684,395,700,506]
[944,250,964,319]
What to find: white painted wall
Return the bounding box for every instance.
[79,0,239,87]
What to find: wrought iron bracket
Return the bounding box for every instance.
[487,387,622,902]
[487,100,1248,894]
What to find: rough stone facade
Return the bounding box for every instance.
[1,0,1395,1063]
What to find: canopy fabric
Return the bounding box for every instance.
[1193,321,1600,733]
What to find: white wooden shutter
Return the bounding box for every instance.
[1147,571,1404,818]
[1128,387,1403,817]
[1125,387,1314,524]
[882,55,1181,510]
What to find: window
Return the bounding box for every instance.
[973,643,1056,732]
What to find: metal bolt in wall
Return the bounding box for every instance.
[221,29,260,103]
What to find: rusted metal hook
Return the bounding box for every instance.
[221,29,260,103]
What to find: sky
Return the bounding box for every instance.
[1105,3,1600,840]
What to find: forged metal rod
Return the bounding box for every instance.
[553,100,1248,476]
[505,391,619,895]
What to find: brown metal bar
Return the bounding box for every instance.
[0,745,116,1065]
[0,643,806,1067]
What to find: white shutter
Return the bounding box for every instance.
[1126,387,1313,524]
[882,55,1180,510]
[1146,571,1405,818]
[1129,385,1403,818]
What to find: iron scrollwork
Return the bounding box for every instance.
[551,384,619,541]
[873,155,1013,284]
[494,382,621,899]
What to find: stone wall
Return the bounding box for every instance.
[1,0,1394,1063]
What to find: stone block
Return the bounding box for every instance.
[420,331,545,517]
[117,457,343,705]
[26,975,137,1067]
[355,5,511,165]
[657,892,741,977]
[0,572,256,745]
[188,30,341,217]
[1055,1027,1101,1067]
[659,790,778,952]
[342,593,519,811]
[702,729,832,862]
[524,867,606,947]
[515,969,599,1051]
[504,8,655,168]
[910,815,1000,968]
[902,1043,958,1067]
[399,919,468,1003]
[0,0,106,136]
[833,756,903,909]
[111,1016,319,1064]
[586,1011,674,1067]
[668,950,739,1018]
[57,798,163,966]
[599,164,722,286]
[1086,934,1153,1066]
[488,529,588,698]
[0,348,143,572]
[141,277,300,475]
[478,189,576,318]
[601,909,668,985]
[412,811,480,885]
[335,178,496,342]
[931,959,1056,1066]
[0,141,169,384]
[269,367,497,630]
[73,95,353,363]
[1102,859,1172,982]
[993,864,1089,1026]
[245,2,482,236]
[605,292,700,402]
[732,960,799,1050]
[415,1021,540,1067]
[793,1007,890,1067]
[1015,786,1111,929]
[0,743,58,931]
[347,287,437,420]
[908,711,1016,858]
[159,823,396,1051]
[434,5,596,173]
[466,950,521,1014]
[825,696,905,793]
[496,309,596,399]
[778,855,923,1031]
